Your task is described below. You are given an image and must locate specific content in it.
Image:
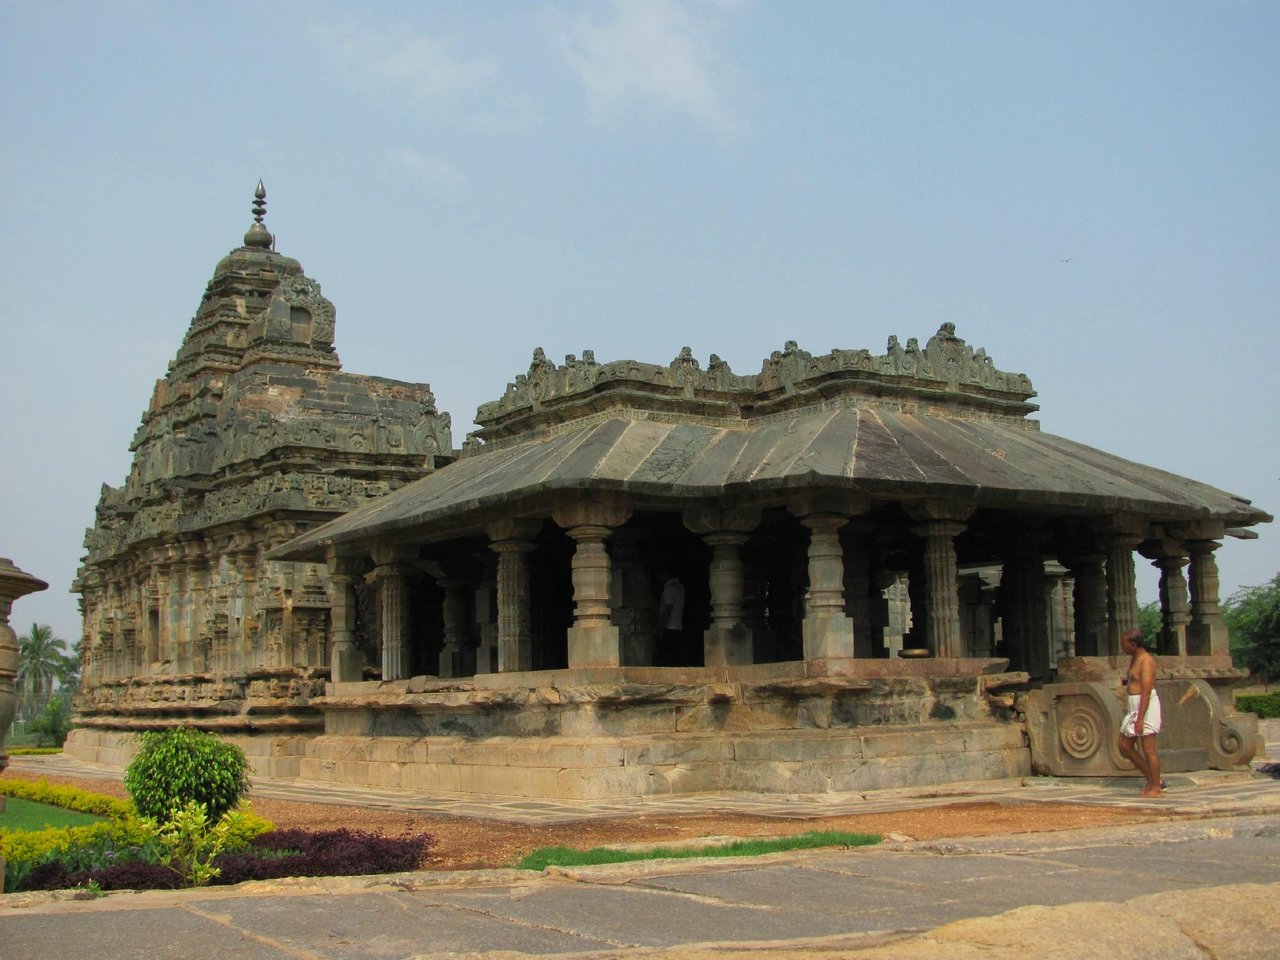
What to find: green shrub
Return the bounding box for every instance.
[2,818,156,891]
[1237,691,1280,719]
[124,728,249,823]
[2,798,272,892]
[28,698,72,747]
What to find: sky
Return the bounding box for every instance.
[1,0,1276,648]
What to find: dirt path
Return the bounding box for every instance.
[3,770,1181,871]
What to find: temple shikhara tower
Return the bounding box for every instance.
[69,186,1271,797]
[72,185,451,753]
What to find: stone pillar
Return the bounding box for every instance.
[326,553,365,682]
[143,578,160,672]
[1104,541,1141,657]
[187,550,211,673]
[473,554,499,675]
[1045,566,1074,667]
[1001,527,1051,681]
[842,524,877,658]
[790,492,871,662]
[685,508,760,667]
[553,500,632,669]
[437,577,475,678]
[957,573,995,658]
[1064,554,1107,657]
[1155,554,1191,656]
[800,513,856,660]
[608,531,652,667]
[910,518,968,659]
[742,553,774,663]
[154,554,174,671]
[487,520,540,673]
[233,544,259,671]
[1186,539,1228,656]
[371,553,415,681]
[99,577,117,682]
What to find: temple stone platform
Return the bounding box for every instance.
[65,659,1034,800]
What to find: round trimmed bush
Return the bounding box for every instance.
[124,728,249,823]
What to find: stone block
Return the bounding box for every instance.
[623,736,732,767]
[558,764,672,799]
[860,725,966,759]
[366,761,405,789]
[660,761,725,794]
[567,624,622,668]
[512,739,626,769]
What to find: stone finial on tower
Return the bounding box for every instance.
[243,179,273,249]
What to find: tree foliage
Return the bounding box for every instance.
[1136,601,1162,649]
[17,624,70,699]
[1225,573,1280,684]
[124,728,250,824]
[15,623,78,724]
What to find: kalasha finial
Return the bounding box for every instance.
[243,179,273,249]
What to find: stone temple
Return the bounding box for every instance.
[68,187,1272,799]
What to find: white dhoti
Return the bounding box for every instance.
[1121,691,1162,737]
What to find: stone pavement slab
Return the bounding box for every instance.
[7,816,1277,960]
[184,891,619,959]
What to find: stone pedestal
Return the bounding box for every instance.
[0,557,49,774]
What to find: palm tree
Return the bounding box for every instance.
[17,623,70,720]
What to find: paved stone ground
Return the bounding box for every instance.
[2,815,1278,959]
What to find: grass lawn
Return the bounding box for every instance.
[517,830,880,870]
[0,797,105,833]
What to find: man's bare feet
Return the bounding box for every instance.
[1138,786,1165,798]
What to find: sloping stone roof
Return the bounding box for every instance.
[274,404,1269,560]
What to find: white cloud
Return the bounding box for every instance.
[550,0,741,132]
[467,93,543,135]
[384,149,468,201]
[310,20,497,105]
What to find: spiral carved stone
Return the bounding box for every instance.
[1218,726,1244,760]
[1058,698,1105,760]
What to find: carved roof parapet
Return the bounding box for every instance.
[471,326,1036,447]
[82,471,408,565]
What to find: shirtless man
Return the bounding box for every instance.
[1118,628,1163,798]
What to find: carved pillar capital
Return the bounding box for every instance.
[903,500,975,525]
[552,496,632,531]
[683,506,761,536]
